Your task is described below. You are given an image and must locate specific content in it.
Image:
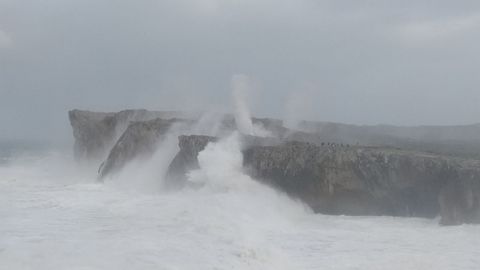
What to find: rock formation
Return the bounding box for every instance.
[69,110,116,161]
[297,121,480,159]
[168,135,480,225]
[99,118,190,178]
[165,134,282,188]
[243,142,467,218]
[438,170,480,225]
[165,135,218,189]
[68,109,480,225]
[69,109,197,161]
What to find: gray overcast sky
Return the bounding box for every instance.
[1,0,480,141]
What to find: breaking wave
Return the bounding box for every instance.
[1,136,480,270]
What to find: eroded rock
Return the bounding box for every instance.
[438,171,480,225]
[243,142,458,217]
[165,135,218,189]
[68,109,196,161]
[99,118,188,178]
[68,109,480,225]
[168,135,480,225]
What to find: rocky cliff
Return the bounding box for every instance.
[165,134,282,188]
[243,142,480,223]
[69,109,480,161]
[168,135,480,225]
[165,135,218,189]
[438,167,480,225]
[69,109,197,161]
[99,118,189,178]
[69,110,116,161]
[298,121,480,159]
[68,109,480,225]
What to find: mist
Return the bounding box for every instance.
[2,91,479,269]
[1,0,480,142]
[1,2,480,268]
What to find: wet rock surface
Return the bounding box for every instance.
[165,135,218,189]
[69,110,116,161]
[243,143,454,217]
[68,109,196,161]
[438,170,480,225]
[99,118,189,179]
[68,109,480,225]
[170,135,480,225]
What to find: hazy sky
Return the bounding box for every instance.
[1,0,480,141]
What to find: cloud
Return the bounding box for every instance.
[396,13,480,45]
[1,0,480,141]
[0,29,12,49]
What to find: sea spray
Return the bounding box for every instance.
[186,131,308,217]
[184,132,308,269]
[2,137,480,269]
[103,121,189,193]
[189,111,226,137]
[108,128,308,268]
[232,74,271,137]
[232,74,254,135]
[103,111,237,193]
[104,132,179,194]
[283,89,316,131]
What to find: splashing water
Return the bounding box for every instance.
[1,133,480,269]
[232,74,271,137]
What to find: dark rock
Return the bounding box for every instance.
[165,134,282,188]
[68,109,480,225]
[168,135,480,225]
[99,118,188,179]
[69,109,480,161]
[68,109,196,161]
[165,135,218,189]
[243,142,459,217]
[438,170,480,225]
[69,110,116,161]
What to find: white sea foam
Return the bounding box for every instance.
[1,143,480,270]
[1,88,479,269]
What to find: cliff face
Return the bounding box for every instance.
[243,143,462,217]
[68,109,197,161]
[164,134,282,188]
[70,109,480,162]
[165,135,218,189]
[99,118,187,179]
[168,135,480,225]
[438,169,480,225]
[69,110,116,161]
[68,109,480,225]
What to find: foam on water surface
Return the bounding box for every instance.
[0,144,479,270]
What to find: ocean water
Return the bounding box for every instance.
[1,138,479,270]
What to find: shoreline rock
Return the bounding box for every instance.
[168,135,480,225]
[68,109,198,161]
[68,109,480,225]
[98,118,191,179]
